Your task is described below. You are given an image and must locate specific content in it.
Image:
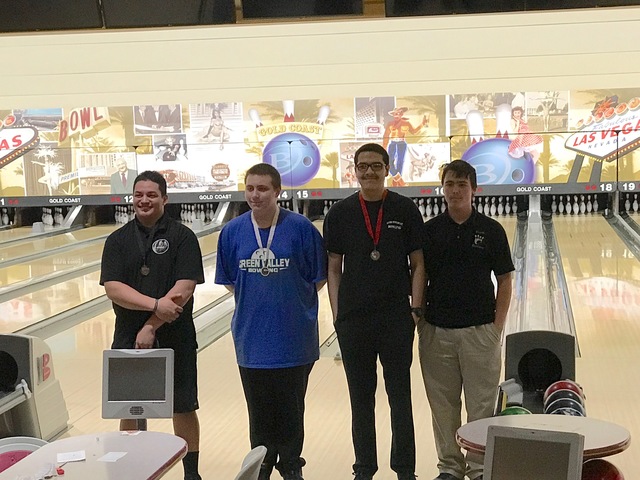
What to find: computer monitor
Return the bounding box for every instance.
[102,349,174,419]
[484,425,584,480]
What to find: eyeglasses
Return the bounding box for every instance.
[355,162,385,172]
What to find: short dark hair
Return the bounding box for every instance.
[134,170,167,196]
[245,163,282,190]
[354,143,389,166]
[441,160,477,189]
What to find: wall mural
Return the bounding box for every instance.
[0,88,639,206]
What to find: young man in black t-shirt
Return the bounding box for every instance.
[100,171,205,480]
[419,160,514,480]
[324,143,425,480]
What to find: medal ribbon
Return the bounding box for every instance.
[358,190,387,251]
[135,222,159,272]
[250,207,280,270]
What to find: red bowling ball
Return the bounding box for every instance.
[544,379,585,404]
[582,458,624,479]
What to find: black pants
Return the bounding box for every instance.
[335,303,416,476]
[239,363,313,472]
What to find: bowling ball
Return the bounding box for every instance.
[582,458,624,479]
[545,389,585,410]
[545,398,586,416]
[544,380,585,404]
[498,406,532,416]
[461,138,536,185]
[550,407,584,416]
[262,133,321,187]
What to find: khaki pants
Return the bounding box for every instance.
[418,322,501,480]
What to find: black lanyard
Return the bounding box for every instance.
[135,223,159,276]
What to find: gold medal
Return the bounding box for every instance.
[370,250,380,261]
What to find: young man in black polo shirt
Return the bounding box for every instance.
[100,171,205,480]
[324,143,425,480]
[419,160,514,480]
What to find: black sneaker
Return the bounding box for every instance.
[433,474,462,480]
[282,469,304,480]
[184,474,202,480]
[353,473,373,480]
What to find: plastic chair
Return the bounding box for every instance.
[233,445,267,480]
[0,436,48,473]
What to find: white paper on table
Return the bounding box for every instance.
[98,451,128,462]
[56,450,86,463]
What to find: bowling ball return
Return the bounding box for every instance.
[0,334,68,441]
[495,330,577,415]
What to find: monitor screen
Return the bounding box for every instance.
[102,349,174,419]
[484,425,584,480]
[107,357,166,402]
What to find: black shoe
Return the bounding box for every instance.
[353,473,373,480]
[433,474,462,480]
[282,469,304,480]
[184,474,202,480]
[398,475,416,480]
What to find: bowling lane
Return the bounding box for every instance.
[0,225,57,244]
[0,225,117,263]
[554,214,640,476]
[0,228,219,290]
[0,231,221,334]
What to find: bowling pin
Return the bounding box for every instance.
[551,195,557,214]
[323,201,329,216]
[497,196,504,216]
[580,195,586,214]
[625,194,631,212]
[512,196,518,214]
[593,195,599,212]
[495,104,512,138]
[425,198,433,217]
[504,197,511,215]
[283,100,295,122]
[573,195,580,215]
[433,198,440,216]
[490,197,497,216]
[466,110,485,144]
[558,195,565,214]
[633,193,638,212]
[248,109,263,128]
[317,106,330,125]
[418,199,426,217]
[586,195,593,214]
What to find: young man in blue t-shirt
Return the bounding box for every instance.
[215,163,327,480]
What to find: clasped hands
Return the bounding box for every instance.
[155,293,184,323]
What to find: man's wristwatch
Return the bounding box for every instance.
[411,307,424,318]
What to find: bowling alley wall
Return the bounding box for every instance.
[0,6,640,205]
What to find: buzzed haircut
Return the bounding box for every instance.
[441,159,477,189]
[134,170,168,196]
[354,143,390,166]
[245,163,282,190]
